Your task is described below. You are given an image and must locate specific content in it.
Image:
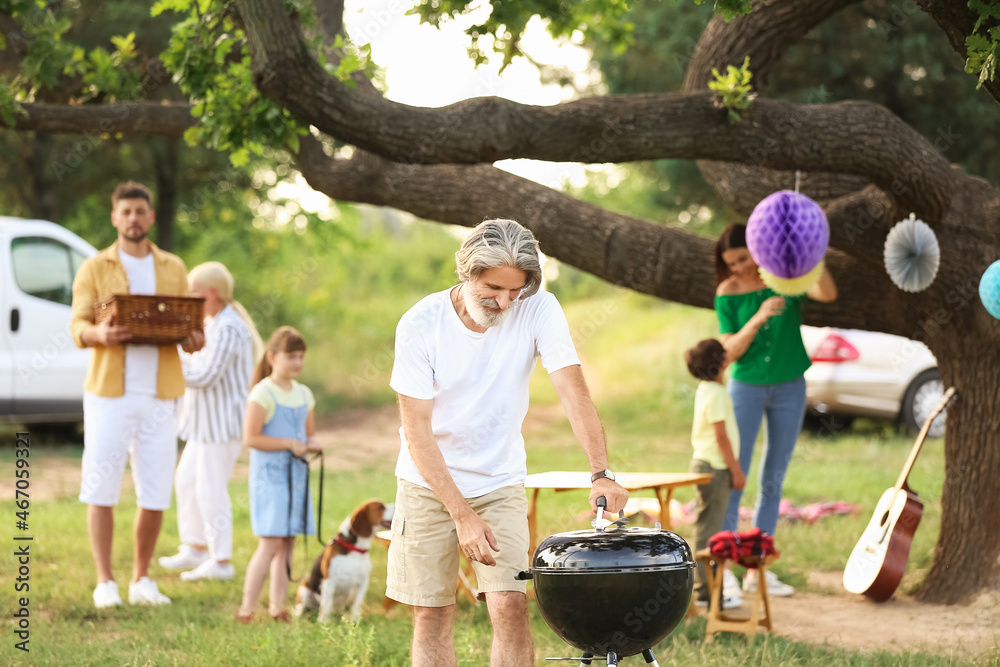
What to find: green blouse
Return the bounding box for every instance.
[714,288,811,385]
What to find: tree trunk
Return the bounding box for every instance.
[916,328,1000,603]
[151,138,179,251]
[27,134,56,221]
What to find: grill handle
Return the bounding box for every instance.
[590,496,628,533]
[515,571,533,580]
[594,496,625,532]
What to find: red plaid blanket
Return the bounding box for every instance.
[707,527,778,567]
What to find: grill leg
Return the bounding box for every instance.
[606,650,619,666]
[578,654,593,666]
[642,648,660,666]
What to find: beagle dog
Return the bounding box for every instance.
[295,498,394,622]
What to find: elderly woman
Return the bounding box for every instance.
[159,262,262,580]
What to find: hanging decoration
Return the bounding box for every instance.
[979,260,1000,319]
[746,190,829,294]
[883,214,940,293]
[760,261,826,296]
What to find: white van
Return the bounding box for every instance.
[0,217,97,425]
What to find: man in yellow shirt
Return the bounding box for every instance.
[71,181,204,609]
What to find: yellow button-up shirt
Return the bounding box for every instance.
[71,240,189,399]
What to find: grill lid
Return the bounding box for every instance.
[531,526,694,572]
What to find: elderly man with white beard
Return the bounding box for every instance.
[386,218,629,667]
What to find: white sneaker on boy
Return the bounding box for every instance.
[93,581,123,608]
[158,544,209,570]
[722,569,743,603]
[695,592,742,609]
[743,569,795,597]
[128,577,171,605]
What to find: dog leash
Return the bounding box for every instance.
[285,450,325,581]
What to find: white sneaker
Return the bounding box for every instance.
[93,581,122,608]
[695,593,742,609]
[743,569,795,597]
[128,577,171,605]
[722,570,742,597]
[158,544,209,570]
[180,560,235,581]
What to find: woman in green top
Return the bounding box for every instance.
[714,224,837,596]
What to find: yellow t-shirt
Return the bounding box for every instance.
[248,377,316,423]
[690,381,740,471]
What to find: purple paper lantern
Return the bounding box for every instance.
[746,191,830,279]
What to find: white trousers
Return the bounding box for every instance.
[174,438,244,561]
[80,392,178,510]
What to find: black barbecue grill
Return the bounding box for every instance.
[518,497,695,666]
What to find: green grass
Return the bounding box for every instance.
[1,295,993,665]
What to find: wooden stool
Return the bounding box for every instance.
[695,549,777,641]
[374,530,480,610]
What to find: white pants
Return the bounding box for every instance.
[175,438,244,561]
[80,392,178,510]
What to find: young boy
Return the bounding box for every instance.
[684,338,746,608]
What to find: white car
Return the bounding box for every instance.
[801,326,945,437]
[0,217,97,426]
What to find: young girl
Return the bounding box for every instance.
[236,326,322,623]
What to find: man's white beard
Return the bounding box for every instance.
[463,283,515,328]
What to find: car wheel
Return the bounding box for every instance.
[900,369,946,437]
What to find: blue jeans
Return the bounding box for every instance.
[722,376,806,536]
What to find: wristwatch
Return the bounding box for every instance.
[591,469,616,483]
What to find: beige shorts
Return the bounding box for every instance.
[386,479,529,607]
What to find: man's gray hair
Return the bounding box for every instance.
[455,218,542,298]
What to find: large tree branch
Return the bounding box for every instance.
[313,0,344,45]
[10,94,960,224]
[12,102,195,137]
[682,0,864,91]
[295,135,942,337]
[235,0,961,219]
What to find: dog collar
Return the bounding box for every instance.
[335,536,368,554]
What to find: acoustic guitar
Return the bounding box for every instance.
[842,386,956,601]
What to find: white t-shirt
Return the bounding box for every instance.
[390,287,580,497]
[118,249,158,396]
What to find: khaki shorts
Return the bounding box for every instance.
[386,479,529,607]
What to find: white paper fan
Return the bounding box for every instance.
[883,214,940,293]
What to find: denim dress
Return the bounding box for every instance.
[248,384,316,537]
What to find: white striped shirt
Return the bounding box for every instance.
[178,305,254,444]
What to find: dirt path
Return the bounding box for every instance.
[766,571,999,657]
[5,407,998,659]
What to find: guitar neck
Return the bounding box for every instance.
[892,387,956,493]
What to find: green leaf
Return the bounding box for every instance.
[183,125,202,147]
[151,0,192,16]
[110,32,137,59]
[0,77,26,128]
[229,147,250,167]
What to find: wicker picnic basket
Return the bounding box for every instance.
[94,294,204,345]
